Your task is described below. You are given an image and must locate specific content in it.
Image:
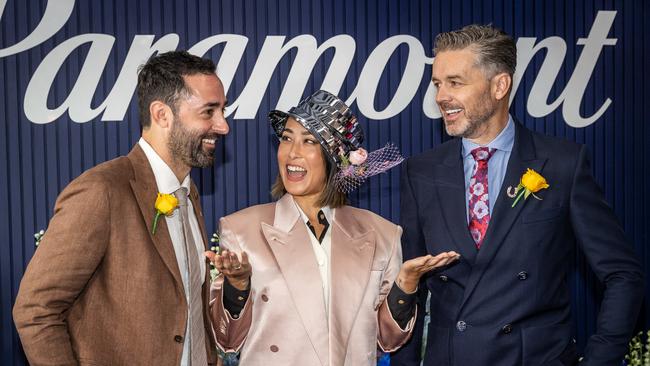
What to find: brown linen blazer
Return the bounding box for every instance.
[210,194,415,366]
[13,145,217,366]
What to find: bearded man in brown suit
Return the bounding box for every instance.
[13,51,229,366]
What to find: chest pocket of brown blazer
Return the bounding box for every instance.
[78,357,107,366]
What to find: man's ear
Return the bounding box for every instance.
[149,101,173,129]
[492,72,512,101]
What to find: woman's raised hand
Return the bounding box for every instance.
[396,251,460,293]
[205,249,252,291]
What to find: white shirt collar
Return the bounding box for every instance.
[294,201,334,225]
[462,114,515,158]
[138,137,191,195]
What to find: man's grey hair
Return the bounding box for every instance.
[433,24,516,78]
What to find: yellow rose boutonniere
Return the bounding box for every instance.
[510,168,550,207]
[152,193,178,234]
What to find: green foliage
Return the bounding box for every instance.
[34,229,45,247]
[209,232,221,281]
[625,331,650,366]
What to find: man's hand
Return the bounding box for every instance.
[397,251,460,293]
[205,249,251,290]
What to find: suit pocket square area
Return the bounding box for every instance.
[521,206,565,224]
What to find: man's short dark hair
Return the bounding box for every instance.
[434,24,516,78]
[137,51,216,128]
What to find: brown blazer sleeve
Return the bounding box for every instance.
[376,225,417,352]
[13,173,111,366]
[209,216,253,353]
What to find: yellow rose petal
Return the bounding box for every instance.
[521,168,549,193]
[155,193,178,215]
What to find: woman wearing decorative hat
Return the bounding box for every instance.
[207,90,459,365]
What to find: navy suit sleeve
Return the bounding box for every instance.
[570,146,644,365]
[390,159,428,365]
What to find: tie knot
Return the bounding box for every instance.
[470,147,495,162]
[174,187,189,206]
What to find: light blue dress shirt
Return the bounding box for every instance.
[462,116,515,223]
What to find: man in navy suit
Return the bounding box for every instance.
[391,24,644,366]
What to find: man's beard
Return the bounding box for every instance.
[443,92,497,139]
[167,117,219,168]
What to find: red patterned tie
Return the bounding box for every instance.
[468,147,495,249]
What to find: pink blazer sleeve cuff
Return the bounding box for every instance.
[377,299,416,352]
[209,274,252,353]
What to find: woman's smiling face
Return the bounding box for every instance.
[277,117,328,201]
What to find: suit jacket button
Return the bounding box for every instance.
[502,324,513,334]
[261,294,269,302]
[270,345,279,352]
[517,271,528,280]
[456,321,467,332]
[174,335,183,343]
[439,275,448,282]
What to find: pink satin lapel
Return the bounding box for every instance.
[260,194,330,366]
[329,207,376,365]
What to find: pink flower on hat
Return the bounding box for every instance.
[348,148,368,165]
